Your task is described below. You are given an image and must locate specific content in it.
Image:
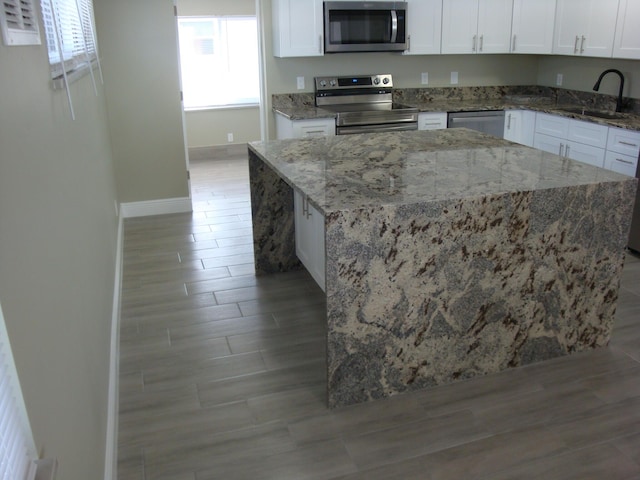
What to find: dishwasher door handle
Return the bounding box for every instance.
[449,115,502,123]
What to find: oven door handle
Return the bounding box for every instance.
[337,123,418,135]
[390,10,398,44]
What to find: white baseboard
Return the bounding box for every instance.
[104,215,123,480]
[119,197,192,218]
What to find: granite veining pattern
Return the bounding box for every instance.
[248,129,637,408]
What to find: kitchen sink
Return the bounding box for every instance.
[557,106,627,120]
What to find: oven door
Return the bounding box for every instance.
[324,1,407,53]
[337,122,418,135]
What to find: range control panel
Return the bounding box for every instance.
[314,74,393,91]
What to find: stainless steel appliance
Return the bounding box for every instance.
[315,74,418,135]
[628,160,640,252]
[447,110,506,138]
[323,2,408,53]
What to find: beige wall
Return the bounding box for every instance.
[179,0,262,147]
[96,0,189,203]
[537,56,640,99]
[0,11,118,480]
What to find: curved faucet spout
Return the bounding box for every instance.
[593,69,625,112]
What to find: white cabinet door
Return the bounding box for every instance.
[553,0,619,57]
[276,115,336,140]
[567,119,609,148]
[607,127,640,157]
[442,0,512,54]
[534,132,566,156]
[504,110,536,147]
[565,141,606,168]
[477,0,513,53]
[605,150,638,176]
[441,0,479,54]
[535,113,570,138]
[272,0,323,57]
[511,0,556,54]
[418,112,447,130]
[614,0,640,59]
[294,190,325,291]
[404,0,442,55]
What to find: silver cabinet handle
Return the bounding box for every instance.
[390,10,398,43]
[473,35,477,52]
[479,34,484,52]
[565,144,571,157]
[615,157,634,165]
[574,36,580,54]
[407,34,411,52]
[559,143,565,157]
[512,34,516,52]
[580,35,585,53]
[620,141,638,147]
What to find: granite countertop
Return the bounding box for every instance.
[248,128,631,214]
[274,100,640,131]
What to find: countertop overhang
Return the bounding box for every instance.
[248,129,634,214]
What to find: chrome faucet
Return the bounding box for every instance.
[593,69,625,112]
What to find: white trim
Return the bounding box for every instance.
[119,197,192,218]
[103,214,123,480]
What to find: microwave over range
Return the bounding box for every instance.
[323,1,408,53]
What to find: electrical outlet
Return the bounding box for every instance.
[297,76,305,90]
[556,73,563,86]
[421,72,429,85]
[227,133,234,143]
[450,72,459,85]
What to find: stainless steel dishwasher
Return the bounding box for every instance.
[447,110,505,138]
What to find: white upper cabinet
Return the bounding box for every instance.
[442,0,513,54]
[272,0,324,57]
[403,0,442,55]
[613,0,640,59]
[510,0,556,54]
[553,0,620,57]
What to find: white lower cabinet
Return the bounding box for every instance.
[533,113,607,168]
[605,126,640,176]
[605,150,638,176]
[503,109,536,146]
[294,190,325,291]
[418,112,447,130]
[276,115,336,139]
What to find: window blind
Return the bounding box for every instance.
[0,0,41,45]
[40,0,98,79]
[0,305,37,480]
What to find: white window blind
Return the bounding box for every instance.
[0,304,37,480]
[177,16,260,109]
[0,0,41,45]
[39,0,97,79]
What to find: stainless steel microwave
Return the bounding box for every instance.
[323,1,408,53]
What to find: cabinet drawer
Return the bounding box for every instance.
[535,113,569,138]
[568,119,609,148]
[566,141,605,168]
[604,150,638,177]
[292,119,336,138]
[418,112,447,130]
[607,127,640,157]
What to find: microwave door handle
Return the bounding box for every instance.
[390,10,398,43]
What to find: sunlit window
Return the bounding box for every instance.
[178,16,260,110]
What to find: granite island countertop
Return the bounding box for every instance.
[248,128,632,214]
[247,127,637,407]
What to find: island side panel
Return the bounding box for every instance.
[248,149,301,275]
[325,180,635,408]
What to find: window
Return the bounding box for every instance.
[0,0,41,46]
[40,0,98,79]
[0,303,37,480]
[178,16,260,109]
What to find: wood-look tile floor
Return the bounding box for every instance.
[118,151,640,480]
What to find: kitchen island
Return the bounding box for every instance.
[248,129,636,408]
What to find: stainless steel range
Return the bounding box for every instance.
[315,74,418,135]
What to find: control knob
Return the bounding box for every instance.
[382,77,390,85]
[373,77,380,85]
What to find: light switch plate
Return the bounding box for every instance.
[421,72,429,85]
[297,76,305,90]
[450,72,459,85]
